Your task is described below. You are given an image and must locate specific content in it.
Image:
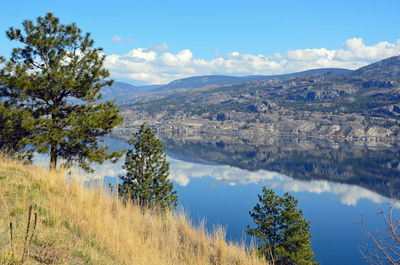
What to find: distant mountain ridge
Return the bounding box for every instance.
[101,81,138,101]
[157,68,350,91]
[103,68,351,102]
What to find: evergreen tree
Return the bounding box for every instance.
[246,187,318,265]
[0,13,122,171]
[119,123,177,212]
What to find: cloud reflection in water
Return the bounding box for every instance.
[167,157,388,206]
[32,153,388,207]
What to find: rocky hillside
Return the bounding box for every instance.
[103,69,350,103]
[119,56,400,144]
[352,55,400,80]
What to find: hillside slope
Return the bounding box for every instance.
[0,160,263,265]
[100,81,139,102]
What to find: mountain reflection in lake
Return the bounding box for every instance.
[161,137,400,200]
[34,136,400,265]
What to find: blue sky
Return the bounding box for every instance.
[1,0,400,85]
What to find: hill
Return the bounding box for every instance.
[352,55,400,80]
[243,68,350,82]
[100,81,139,102]
[0,159,263,265]
[141,68,350,92]
[161,75,246,90]
[102,69,350,104]
[119,56,400,144]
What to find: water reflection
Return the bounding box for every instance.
[168,158,388,206]
[33,136,398,206]
[160,137,400,200]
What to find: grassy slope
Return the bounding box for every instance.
[0,159,265,265]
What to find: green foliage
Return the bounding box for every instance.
[216,113,226,121]
[119,123,178,212]
[0,103,34,160]
[246,187,318,265]
[0,13,122,171]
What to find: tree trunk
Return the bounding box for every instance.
[50,145,57,170]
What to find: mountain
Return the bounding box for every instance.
[244,68,350,81]
[119,55,400,143]
[151,68,351,91]
[103,69,349,104]
[101,81,138,102]
[352,55,400,80]
[160,75,246,90]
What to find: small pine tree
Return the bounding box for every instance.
[246,187,318,265]
[119,123,177,212]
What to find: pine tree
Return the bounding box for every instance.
[0,13,122,171]
[246,187,318,265]
[119,123,178,212]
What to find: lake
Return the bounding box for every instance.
[34,135,400,265]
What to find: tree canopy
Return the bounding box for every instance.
[246,187,318,265]
[0,13,122,171]
[119,123,178,212]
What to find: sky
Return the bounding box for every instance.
[1,0,400,85]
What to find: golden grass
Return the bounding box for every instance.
[0,159,265,265]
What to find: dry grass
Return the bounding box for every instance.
[0,159,265,265]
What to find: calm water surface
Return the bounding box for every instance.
[35,136,400,265]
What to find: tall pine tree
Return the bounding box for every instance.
[0,13,122,171]
[246,187,318,265]
[119,123,177,212]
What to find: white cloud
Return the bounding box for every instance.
[126,48,157,61]
[112,36,123,43]
[112,36,134,43]
[150,42,169,52]
[336,38,399,61]
[105,37,400,85]
[286,48,335,62]
[160,49,193,66]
